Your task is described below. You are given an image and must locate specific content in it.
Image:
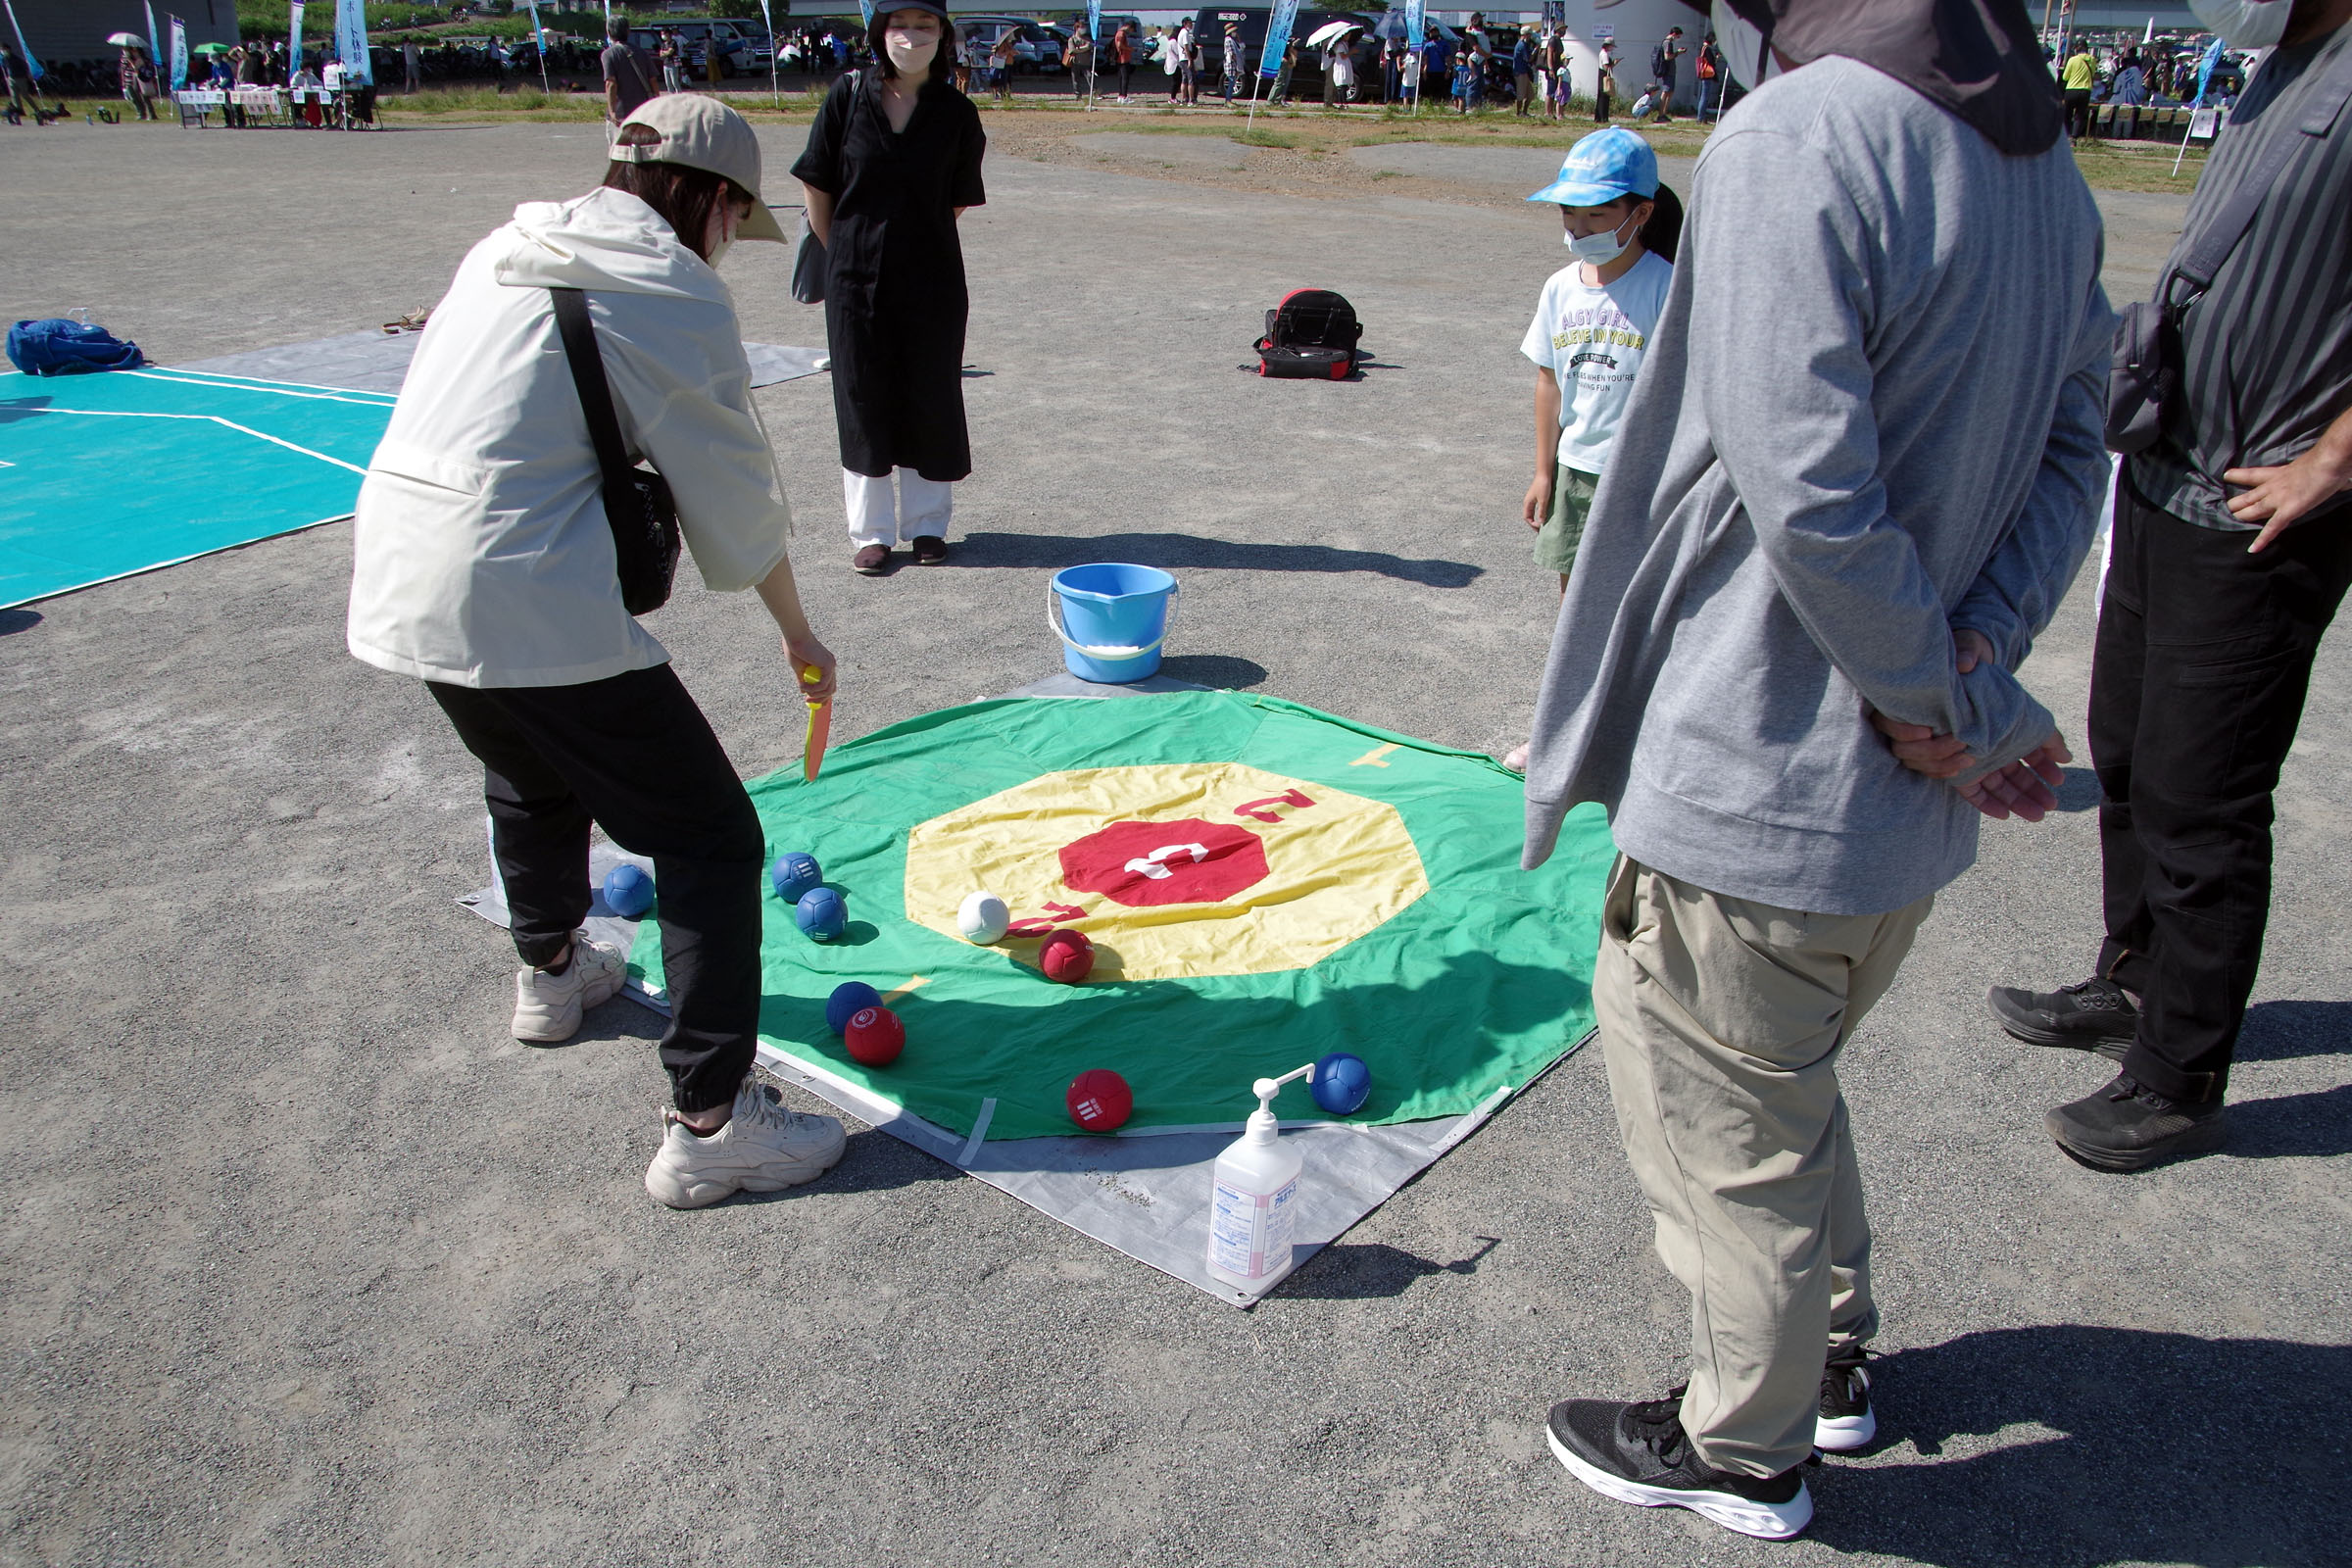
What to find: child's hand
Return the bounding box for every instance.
[1523,474,1552,531]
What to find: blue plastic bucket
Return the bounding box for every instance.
[1049,564,1179,683]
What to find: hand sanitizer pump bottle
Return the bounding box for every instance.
[1206,1064,1311,1293]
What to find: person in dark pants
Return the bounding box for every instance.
[794,1,986,575]
[1990,0,2352,1170]
[347,95,848,1209]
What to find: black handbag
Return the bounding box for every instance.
[792,211,827,305]
[549,287,681,616]
[2107,45,2352,454]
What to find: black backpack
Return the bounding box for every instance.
[1253,288,1364,380]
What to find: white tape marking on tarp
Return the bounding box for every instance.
[956,1098,998,1165]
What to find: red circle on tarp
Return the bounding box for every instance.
[1059,818,1269,907]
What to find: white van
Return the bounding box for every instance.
[627,19,771,76]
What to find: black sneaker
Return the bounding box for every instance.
[1987,976,2138,1059]
[1815,1347,1875,1452]
[1545,1392,1812,1540]
[2048,1074,2227,1171]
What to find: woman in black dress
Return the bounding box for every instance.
[793,1,987,574]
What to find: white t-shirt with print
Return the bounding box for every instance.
[1519,249,1671,475]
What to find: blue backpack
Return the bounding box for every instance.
[6,318,145,376]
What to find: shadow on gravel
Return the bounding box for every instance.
[1810,1327,2346,1567]
[777,1129,961,1200]
[2227,1082,2352,1159]
[0,608,41,635]
[2052,766,2101,812]
[1157,654,1267,689]
[950,531,1482,588]
[1276,1236,1499,1299]
[2234,999,2352,1062]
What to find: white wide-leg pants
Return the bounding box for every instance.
[844,467,955,549]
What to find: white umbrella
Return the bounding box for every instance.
[106,30,148,47]
[1303,20,1359,48]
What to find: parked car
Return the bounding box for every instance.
[958,16,1056,73]
[626,19,765,77]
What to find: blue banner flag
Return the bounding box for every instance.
[4,0,43,79]
[2193,35,2226,107]
[335,0,372,83]
[287,0,305,74]
[169,14,188,88]
[1088,0,1102,50]
[144,1,162,69]
[1260,0,1300,78]
[1404,0,1424,49]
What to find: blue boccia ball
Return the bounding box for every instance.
[826,980,882,1035]
[601,862,656,919]
[1311,1052,1373,1116]
[771,851,823,905]
[795,886,847,942]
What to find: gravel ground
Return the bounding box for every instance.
[0,119,2342,1568]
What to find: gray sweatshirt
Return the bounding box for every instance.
[1522,58,2113,914]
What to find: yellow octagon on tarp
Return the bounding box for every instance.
[904,762,1431,981]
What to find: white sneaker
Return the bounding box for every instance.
[1815,1354,1876,1451]
[509,934,626,1043]
[644,1078,847,1209]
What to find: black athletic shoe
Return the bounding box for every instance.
[1545,1393,1812,1540]
[2048,1074,2227,1171]
[1987,976,2138,1059]
[1815,1347,1876,1452]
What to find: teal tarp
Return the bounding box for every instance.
[0,368,394,608]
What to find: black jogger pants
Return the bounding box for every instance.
[428,664,766,1113]
[2091,468,2352,1102]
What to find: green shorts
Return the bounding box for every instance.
[1535,466,1598,575]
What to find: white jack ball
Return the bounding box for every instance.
[956,891,1010,945]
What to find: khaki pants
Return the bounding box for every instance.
[1593,856,1931,1477]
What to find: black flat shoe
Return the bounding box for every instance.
[909,535,949,565]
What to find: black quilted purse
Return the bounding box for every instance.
[549,286,681,615]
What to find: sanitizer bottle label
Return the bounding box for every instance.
[1209,1175,1298,1279]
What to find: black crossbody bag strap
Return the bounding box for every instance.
[550,286,634,494]
[2163,41,2352,311]
[2110,42,2352,453]
[549,286,681,615]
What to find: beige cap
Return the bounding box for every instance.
[612,94,788,243]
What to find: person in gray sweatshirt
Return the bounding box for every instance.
[1524,0,2112,1541]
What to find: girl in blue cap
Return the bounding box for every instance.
[1504,128,1680,771]
[1518,127,1681,592]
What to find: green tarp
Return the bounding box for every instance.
[631,692,1614,1142]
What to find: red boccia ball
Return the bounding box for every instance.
[1039,928,1095,984]
[843,1004,905,1067]
[1066,1068,1133,1132]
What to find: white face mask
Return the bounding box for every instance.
[885,24,939,75]
[1708,0,1783,90]
[2185,0,2290,48]
[1564,209,1642,265]
[704,202,744,270]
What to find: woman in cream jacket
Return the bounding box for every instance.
[348,96,844,1210]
